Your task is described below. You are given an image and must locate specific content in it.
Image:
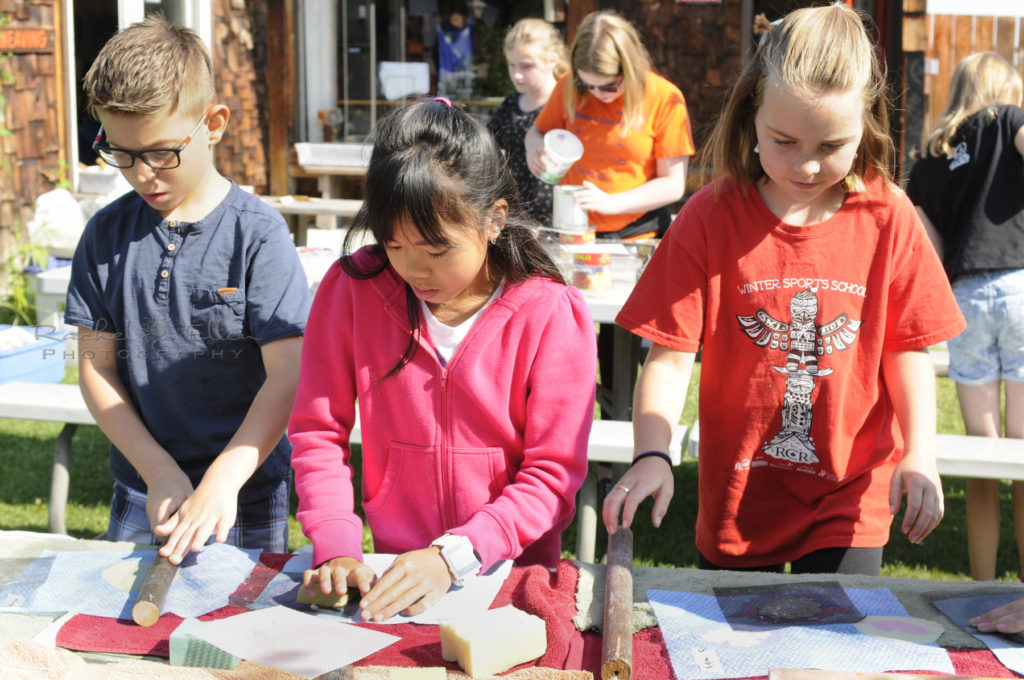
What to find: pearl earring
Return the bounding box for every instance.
[754,143,760,154]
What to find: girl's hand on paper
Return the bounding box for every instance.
[358,547,453,622]
[304,556,376,602]
[971,597,1024,634]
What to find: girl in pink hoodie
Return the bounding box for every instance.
[289,99,597,622]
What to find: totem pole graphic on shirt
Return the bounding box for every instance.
[737,287,862,465]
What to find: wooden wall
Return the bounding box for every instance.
[604,0,745,190]
[0,0,64,256]
[212,0,271,194]
[921,13,1024,143]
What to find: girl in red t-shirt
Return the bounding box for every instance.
[603,4,964,575]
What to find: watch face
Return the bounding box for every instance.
[438,536,481,582]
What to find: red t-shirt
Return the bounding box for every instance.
[533,72,694,233]
[616,176,966,568]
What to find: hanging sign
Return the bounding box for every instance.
[0,27,54,53]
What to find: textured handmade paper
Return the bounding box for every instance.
[0,543,259,620]
[649,586,955,679]
[190,605,399,678]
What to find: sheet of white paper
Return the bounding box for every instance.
[972,633,1024,676]
[33,610,76,647]
[263,548,512,624]
[190,605,399,679]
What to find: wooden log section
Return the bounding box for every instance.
[601,528,634,680]
[132,555,179,627]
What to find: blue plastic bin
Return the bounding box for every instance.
[0,325,69,384]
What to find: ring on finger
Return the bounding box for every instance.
[614,485,630,494]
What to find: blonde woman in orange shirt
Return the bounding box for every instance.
[525,10,694,240]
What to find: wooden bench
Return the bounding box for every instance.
[0,382,96,535]
[687,421,1024,479]
[574,420,687,563]
[259,195,364,246]
[0,382,681,562]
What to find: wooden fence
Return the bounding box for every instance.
[923,13,1024,136]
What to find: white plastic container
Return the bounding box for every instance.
[294,142,372,168]
[539,129,583,184]
[551,185,589,233]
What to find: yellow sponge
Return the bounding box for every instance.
[296,585,360,609]
[440,605,547,677]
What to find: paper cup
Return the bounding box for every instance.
[539,129,584,184]
[552,185,589,233]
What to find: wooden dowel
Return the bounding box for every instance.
[601,528,634,680]
[132,555,178,627]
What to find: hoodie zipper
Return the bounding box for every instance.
[439,364,455,527]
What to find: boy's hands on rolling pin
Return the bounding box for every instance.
[145,469,193,555]
[357,547,453,622]
[304,556,376,605]
[888,447,944,544]
[155,472,240,565]
[602,456,675,535]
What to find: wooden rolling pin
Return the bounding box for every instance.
[601,528,634,680]
[132,554,179,627]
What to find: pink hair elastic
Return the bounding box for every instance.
[434,96,452,107]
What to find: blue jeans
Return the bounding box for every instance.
[107,478,289,552]
[947,269,1024,385]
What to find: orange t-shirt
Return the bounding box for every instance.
[533,72,694,233]
[616,176,965,568]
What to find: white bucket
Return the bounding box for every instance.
[552,185,589,233]
[539,129,584,184]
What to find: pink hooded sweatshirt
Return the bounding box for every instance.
[289,246,597,571]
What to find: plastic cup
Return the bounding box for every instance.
[539,129,584,184]
[552,185,589,233]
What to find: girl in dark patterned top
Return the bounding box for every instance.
[487,19,568,225]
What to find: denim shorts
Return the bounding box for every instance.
[947,268,1024,385]
[107,477,289,552]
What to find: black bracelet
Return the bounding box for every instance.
[631,450,672,467]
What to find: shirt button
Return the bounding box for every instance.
[160,269,170,279]
[167,243,176,251]
[168,221,177,228]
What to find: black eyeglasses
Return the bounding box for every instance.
[91,114,207,170]
[573,75,623,93]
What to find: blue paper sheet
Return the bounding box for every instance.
[932,593,1024,676]
[0,542,259,620]
[649,586,955,679]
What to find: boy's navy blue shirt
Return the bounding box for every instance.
[65,183,310,503]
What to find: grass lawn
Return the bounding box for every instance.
[0,362,1019,582]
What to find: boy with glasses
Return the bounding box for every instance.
[66,16,310,564]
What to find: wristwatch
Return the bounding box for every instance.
[432,533,482,586]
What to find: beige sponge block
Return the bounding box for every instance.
[439,605,547,677]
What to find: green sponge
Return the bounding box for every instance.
[169,617,240,669]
